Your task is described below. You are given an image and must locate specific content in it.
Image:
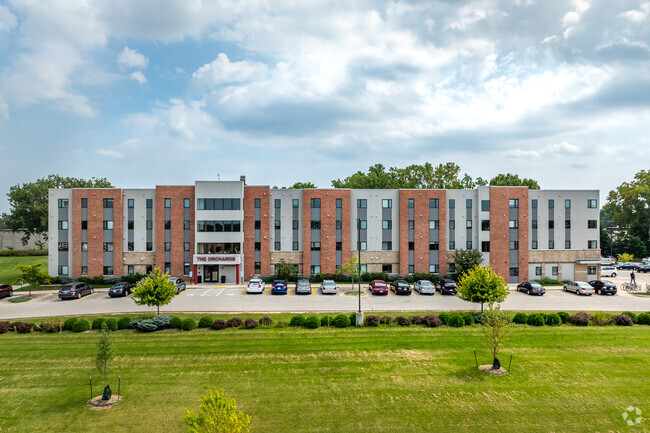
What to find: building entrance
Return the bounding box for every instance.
[204,265,219,283]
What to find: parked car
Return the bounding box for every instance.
[435,278,457,295]
[588,280,617,295]
[516,281,546,296]
[108,282,134,297]
[600,256,615,265]
[600,266,617,277]
[617,262,637,270]
[413,280,435,295]
[369,280,388,295]
[271,279,288,295]
[295,279,312,295]
[58,282,94,300]
[563,281,594,296]
[637,264,650,273]
[246,278,265,294]
[390,280,412,295]
[320,280,337,294]
[0,284,13,299]
[169,277,186,294]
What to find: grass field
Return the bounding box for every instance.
[1,325,648,433]
[0,256,47,285]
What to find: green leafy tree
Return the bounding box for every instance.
[614,235,647,259]
[482,303,510,370]
[331,163,400,189]
[489,173,540,189]
[617,253,634,263]
[95,322,114,391]
[15,263,51,296]
[184,389,251,433]
[457,265,509,312]
[604,170,650,252]
[340,255,365,283]
[289,182,316,189]
[452,248,484,276]
[132,268,177,315]
[274,259,296,281]
[2,174,113,244]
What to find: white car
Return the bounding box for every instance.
[600,266,617,277]
[563,281,595,296]
[320,280,337,294]
[246,278,265,294]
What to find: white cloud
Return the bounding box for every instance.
[0,5,17,34]
[191,53,267,88]
[619,2,650,23]
[96,149,125,159]
[129,71,147,84]
[116,46,148,70]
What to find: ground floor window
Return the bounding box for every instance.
[311,265,321,275]
[552,266,558,276]
[128,265,134,275]
[536,266,542,276]
[184,263,190,275]
[429,264,439,273]
[382,264,392,273]
[587,265,597,274]
[197,243,241,254]
[81,266,87,276]
[509,268,519,277]
[165,263,171,274]
[103,266,113,275]
[58,266,68,275]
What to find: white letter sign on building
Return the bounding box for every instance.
[193,254,241,264]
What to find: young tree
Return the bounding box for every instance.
[274,259,296,281]
[184,389,251,433]
[340,255,365,283]
[482,303,510,370]
[15,263,51,296]
[96,322,114,399]
[132,268,177,315]
[452,248,484,276]
[617,253,635,263]
[456,265,509,312]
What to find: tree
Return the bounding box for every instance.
[15,263,51,296]
[614,235,647,260]
[456,265,509,312]
[340,255,365,283]
[289,182,316,189]
[131,268,177,315]
[452,248,484,276]
[95,322,114,398]
[482,303,509,370]
[489,173,540,189]
[184,389,251,433]
[2,174,113,244]
[274,259,297,281]
[604,170,650,252]
[331,163,400,189]
[618,253,634,263]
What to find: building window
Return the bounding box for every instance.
[336,242,342,251]
[549,220,554,229]
[254,242,261,252]
[382,199,392,208]
[254,198,261,208]
[565,220,571,229]
[536,266,542,276]
[58,242,68,251]
[357,199,367,208]
[509,268,519,277]
[58,199,69,208]
[382,242,392,250]
[466,220,472,229]
[449,241,455,250]
[481,241,490,252]
[408,220,415,229]
[293,220,299,230]
[275,242,281,251]
[103,220,113,230]
[509,220,519,229]
[359,220,367,230]
[164,198,171,208]
[382,220,392,230]
[532,199,537,208]
[184,242,190,251]
[532,241,538,249]
[336,198,342,208]
[449,220,455,230]
[409,241,414,250]
[481,220,490,231]
[103,242,113,252]
[146,242,153,251]
[81,220,87,230]
[532,220,538,229]
[382,264,393,273]
[275,199,281,208]
[255,221,261,230]
[565,199,571,208]
[336,220,342,230]
[565,240,571,249]
[274,220,281,229]
[429,199,439,208]
[408,199,414,208]
[58,220,68,230]
[310,265,321,275]
[449,199,455,208]
[146,199,153,208]
[509,241,518,250]
[588,220,597,229]
[429,265,439,273]
[183,198,190,208]
[103,198,113,208]
[429,241,439,251]
[165,220,171,230]
[311,242,320,250]
[311,220,321,230]
[481,200,490,211]
[125,265,134,275]
[293,242,299,251]
[81,198,87,208]
[408,265,414,273]
[146,220,153,230]
[128,242,134,251]
[124,198,132,209]
[358,241,367,251]
[466,241,472,249]
[466,199,472,208]
[182,220,189,230]
[449,264,456,273]
[587,199,597,208]
[588,265,597,274]
[549,240,555,249]
[552,266,558,276]
[292,199,299,208]
[311,198,321,208]
[127,220,134,230]
[165,242,171,252]
[165,264,171,274]
[81,266,87,276]
[81,242,87,252]
[509,199,519,208]
[548,199,554,208]
[184,263,190,275]
[429,220,438,229]
[103,266,114,276]
[254,262,261,274]
[588,240,598,249]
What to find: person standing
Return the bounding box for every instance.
[631,271,636,285]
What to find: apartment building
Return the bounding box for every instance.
[48,180,602,284]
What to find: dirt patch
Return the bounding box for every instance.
[87,395,123,410]
[478,365,509,375]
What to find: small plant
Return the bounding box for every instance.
[482,304,510,370]
[289,315,306,327]
[570,312,591,326]
[305,316,320,329]
[557,312,570,324]
[613,314,634,326]
[244,319,259,329]
[40,318,64,333]
[198,316,214,328]
[169,316,183,329]
[183,388,251,433]
[96,323,114,398]
[320,316,333,327]
[410,316,424,325]
[424,315,442,327]
[275,320,288,328]
[395,316,411,326]
[591,312,612,326]
[73,319,90,332]
[259,316,273,326]
[438,313,450,325]
[181,318,197,331]
[447,314,465,328]
[332,314,351,328]
[63,317,78,331]
[462,313,475,326]
[472,312,486,324]
[545,313,561,327]
[637,313,650,325]
[12,322,38,334]
[91,318,106,330]
[365,315,380,327]
[380,316,394,325]
[621,312,638,323]
[526,313,545,327]
[226,318,243,328]
[151,315,171,328]
[512,313,528,324]
[348,313,357,327]
[210,319,228,330]
[0,322,11,334]
[104,318,118,331]
[117,317,131,330]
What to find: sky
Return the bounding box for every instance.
[1,0,649,213]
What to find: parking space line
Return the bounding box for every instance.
[435,292,442,298]
[200,289,212,297]
[412,292,418,297]
[265,288,270,296]
[388,290,395,297]
[240,289,247,296]
[312,289,316,297]
[289,287,293,296]
[214,289,224,297]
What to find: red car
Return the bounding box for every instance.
[0,284,13,299]
[369,280,388,295]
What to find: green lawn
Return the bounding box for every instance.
[0,256,47,284]
[1,326,648,433]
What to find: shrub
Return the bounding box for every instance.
[91,318,106,330]
[320,316,333,327]
[63,317,78,331]
[72,319,90,332]
[289,315,306,327]
[244,318,259,329]
[259,316,273,326]
[462,313,475,326]
[226,317,243,328]
[545,313,561,327]
[275,321,288,328]
[472,312,485,324]
[613,314,634,326]
[130,319,159,332]
[570,312,591,326]
[395,316,411,326]
[447,314,465,328]
[104,318,118,331]
[169,316,182,329]
[438,313,450,325]
[637,313,650,325]
[557,312,570,324]
[410,315,424,325]
[365,315,380,327]
[181,318,197,331]
[621,312,638,324]
[198,316,213,328]
[380,316,394,325]
[211,319,228,330]
[117,317,132,330]
[40,318,63,333]
[591,311,613,326]
[332,314,351,328]
[526,313,545,326]
[305,316,320,329]
[349,313,358,327]
[424,315,442,327]
[512,313,528,324]
[11,322,37,334]
[151,315,171,328]
[0,321,11,333]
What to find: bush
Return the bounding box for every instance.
[169,316,182,329]
[320,316,333,327]
[462,313,475,326]
[379,316,394,325]
[613,314,634,326]
[226,317,243,328]
[512,313,528,324]
[622,312,638,324]
[395,316,411,326]
[545,313,561,327]
[637,313,650,325]
[40,318,64,333]
[289,315,306,327]
[438,313,450,325]
[11,322,38,334]
[152,315,171,328]
[591,311,613,326]
[424,315,442,327]
[410,316,424,325]
[447,314,465,328]
[305,316,320,329]
[104,318,118,331]
[349,313,358,327]
[275,321,288,328]
[72,319,90,332]
[91,318,106,330]
[365,315,380,327]
[130,319,159,332]
[210,319,228,330]
[557,312,570,324]
[181,318,197,331]
[570,312,591,326]
[198,316,213,328]
[259,316,273,326]
[332,314,351,328]
[63,317,78,331]
[244,318,259,329]
[0,321,11,334]
[526,313,545,326]
[0,249,48,256]
[117,317,131,330]
[472,312,486,324]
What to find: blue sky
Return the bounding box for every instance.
[1,0,649,213]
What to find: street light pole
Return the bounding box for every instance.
[358,217,361,313]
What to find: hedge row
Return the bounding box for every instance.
[510,311,646,327]
[0,249,48,257]
[51,273,149,285]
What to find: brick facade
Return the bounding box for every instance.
[155,186,194,280]
[243,186,271,278]
[489,186,529,282]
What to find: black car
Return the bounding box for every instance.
[435,279,457,295]
[588,280,617,295]
[617,263,638,270]
[58,282,94,300]
[637,264,650,273]
[516,281,546,296]
[108,282,134,297]
[390,280,412,295]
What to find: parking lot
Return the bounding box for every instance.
[1,270,649,320]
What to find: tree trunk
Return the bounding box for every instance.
[157,305,160,315]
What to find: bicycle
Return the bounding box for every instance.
[621,282,639,292]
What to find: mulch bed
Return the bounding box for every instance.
[86,395,123,410]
